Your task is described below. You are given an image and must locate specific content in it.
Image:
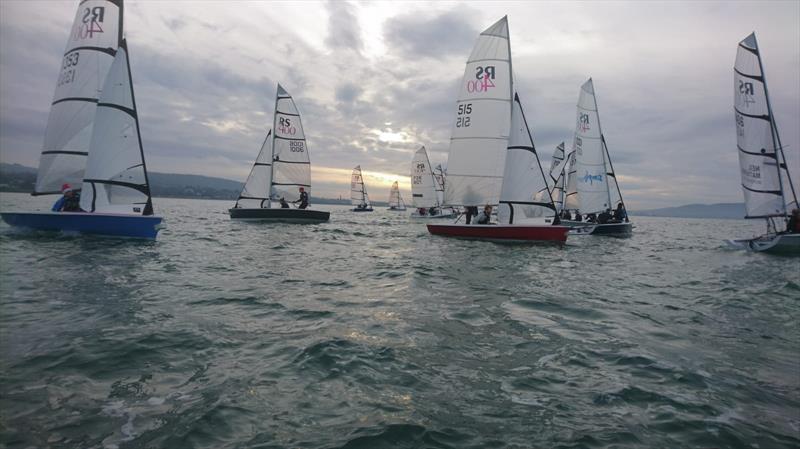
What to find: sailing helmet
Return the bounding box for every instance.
[61,183,72,194]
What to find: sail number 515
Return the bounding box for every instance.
[456,103,472,128]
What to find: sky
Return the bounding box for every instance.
[0,0,798,207]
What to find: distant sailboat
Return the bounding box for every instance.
[559,79,632,236]
[387,181,407,211]
[410,146,455,218]
[426,16,569,242]
[727,32,799,253]
[548,142,570,213]
[1,1,162,239]
[229,84,330,223]
[351,165,373,212]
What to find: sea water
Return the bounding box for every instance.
[1,192,798,448]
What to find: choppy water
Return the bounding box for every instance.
[1,192,798,449]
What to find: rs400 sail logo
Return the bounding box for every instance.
[738,80,755,107]
[73,5,106,40]
[466,66,496,93]
[578,113,591,133]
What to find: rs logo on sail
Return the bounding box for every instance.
[578,113,590,132]
[581,172,603,185]
[73,6,106,40]
[738,80,755,107]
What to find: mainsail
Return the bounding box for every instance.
[388,181,405,209]
[350,165,370,207]
[497,93,556,223]
[271,84,311,203]
[734,32,798,219]
[573,78,613,214]
[79,39,153,215]
[549,142,567,211]
[443,16,512,207]
[411,146,439,208]
[235,130,273,208]
[564,150,579,210]
[35,0,124,195]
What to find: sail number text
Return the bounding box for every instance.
[289,141,305,152]
[58,52,80,87]
[456,103,472,128]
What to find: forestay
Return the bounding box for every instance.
[443,16,512,207]
[734,33,795,218]
[351,165,370,206]
[497,94,555,223]
[411,146,439,208]
[36,0,123,195]
[80,40,153,215]
[574,78,612,214]
[236,130,273,208]
[271,84,311,203]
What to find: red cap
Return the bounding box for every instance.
[61,183,72,193]
[299,187,305,191]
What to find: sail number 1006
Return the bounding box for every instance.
[456,103,472,128]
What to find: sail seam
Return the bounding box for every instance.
[274,136,305,141]
[83,178,149,195]
[734,108,770,121]
[66,46,116,57]
[737,145,776,158]
[41,150,88,156]
[273,160,310,165]
[97,102,136,118]
[52,97,99,106]
[741,184,781,195]
[734,68,763,81]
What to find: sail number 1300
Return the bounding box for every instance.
[456,103,472,128]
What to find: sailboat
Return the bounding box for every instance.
[229,84,330,223]
[351,165,373,212]
[426,16,569,242]
[1,1,162,239]
[727,32,799,253]
[557,79,632,236]
[387,181,407,211]
[548,142,570,213]
[410,146,456,218]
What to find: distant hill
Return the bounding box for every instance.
[0,163,353,204]
[632,203,746,219]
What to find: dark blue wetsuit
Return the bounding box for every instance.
[295,191,309,209]
[52,193,82,212]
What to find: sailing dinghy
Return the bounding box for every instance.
[351,165,374,212]
[410,146,456,219]
[727,32,799,254]
[387,181,407,211]
[426,16,568,242]
[1,1,162,239]
[229,84,329,223]
[557,79,632,236]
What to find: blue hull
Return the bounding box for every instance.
[1,212,163,239]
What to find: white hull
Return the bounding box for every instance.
[727,233,800,254]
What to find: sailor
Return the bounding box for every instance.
[418,207,427,216]
[586,213,596,223]
[279,197,290,208]
[51,183,83,212]
[475,204,492,224]
[294,187,309,209]
[464,206,478,224]
[613,202,627,222]
[598,208,612,224]
[786,208,800,234]
[429,207,436,216]
[574,210,582,222]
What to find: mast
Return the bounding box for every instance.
[590,79,614,211]
[753,33,798,214]
[267,86,281,209]
[123,39,153,215]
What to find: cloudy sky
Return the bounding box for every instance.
[1,1,798,207]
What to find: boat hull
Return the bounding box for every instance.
[562,220,633,236]
[229,208,330,223]
[352,207,373,212]
[727,233,800,254]
[0,211,163,239]
[388,207,407,211]
[427,223,569,242]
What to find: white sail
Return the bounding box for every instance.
[734,33,797,218]
[36,0,123,195]
[564,150,579,210]
[350,165,370,207]
[433,164,446,204]
[271,84,311,203]
[388,181,405,209]
[497,94,554,223]
[236,130,273,208]
[443,16,512,207]
[574,78,613,214]
[80,40,152,215]
[549,142,567,211]
[411,146,439,208]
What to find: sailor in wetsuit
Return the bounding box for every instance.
[51,183,83,212]
[294,187,309,209]
[279,197,290,208]
[475,204,493,224]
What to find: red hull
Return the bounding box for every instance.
[427,223,569,242]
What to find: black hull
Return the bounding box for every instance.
[352,208,373,212]
[229,208,330,223]
[563,220,633,236]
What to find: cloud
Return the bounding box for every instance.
[383,8,479,59]
[324,1,362,53]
